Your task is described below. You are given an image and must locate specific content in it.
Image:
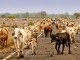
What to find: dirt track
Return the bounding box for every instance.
[1,24,80,60]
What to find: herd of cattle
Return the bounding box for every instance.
[0,18,80,58]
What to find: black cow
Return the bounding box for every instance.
[50,32,71,54]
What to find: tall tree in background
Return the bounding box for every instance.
[74,12,80,19]
[40,11,47,18]
[58,14,68,19]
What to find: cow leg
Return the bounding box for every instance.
[55,43,57,51]
[17,44,24,58]
[72,37,75,43]
[50,30,52,36]
[68,40,71,54]
[57,44,61,54]
[20,42,24,58]
[5,39,7,47]
[76,29,78,34]
[31,42,36,55]
[70,35,72,43]
[71,35,75,43]
[2,39,5,47]
[25,43,30,49]
[47,32,49,37]
[32,46,36,55]
[17,47,21,58]
[44,30,48,37]
[45,32,48,37]
[60,44,65,54]
[16,42,22,58]
[24,41,30,49]
[17,50,24,58]
[55,43,59,54]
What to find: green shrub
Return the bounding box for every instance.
[28,21,34,26]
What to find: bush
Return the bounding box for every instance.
[28,21,34,26]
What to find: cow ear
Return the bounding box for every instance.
[12,32,14,36]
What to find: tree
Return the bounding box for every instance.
[74,12,80,19]
[58,14,68,19]
[40,11,47,18]
[64,13,70,18]
[1,14,6,18]
[23,12,29,18]
[30,11,47,18]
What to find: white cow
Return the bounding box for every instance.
[65,26,76,43]
[12,27,37,58]
[12,28,24,58]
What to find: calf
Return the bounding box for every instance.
[28,38,37,55]
[50,32,71,54]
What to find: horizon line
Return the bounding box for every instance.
[0,11,79,15]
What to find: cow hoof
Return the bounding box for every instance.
[60,53,64,54]
[68,52,71,54]
[72,41,75,43]
[25,46,30,49]
[16,56,20,59]
[20,54,24,58]
[32,53,34,55]
[34,53,36,55]
[57,53,59,55]
[50,54,53,57]
[41,35,44,37]
[25,47,29,49]
[5,45,7,47]
[32,52,36,55]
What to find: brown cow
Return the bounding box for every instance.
[0,28,8,47]
[44,24,52,37]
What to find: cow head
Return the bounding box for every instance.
[12,28,22,40]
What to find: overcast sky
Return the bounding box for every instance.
[0,0,80,14]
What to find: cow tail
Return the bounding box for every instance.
[66,40,69,47]
[66,41,68,47]
[67,35,71,47]
[66,34,70,47]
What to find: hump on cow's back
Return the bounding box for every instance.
[2,27,8,34]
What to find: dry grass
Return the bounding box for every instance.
[7,31,14,46]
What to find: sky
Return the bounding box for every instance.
[0,0,80,14]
